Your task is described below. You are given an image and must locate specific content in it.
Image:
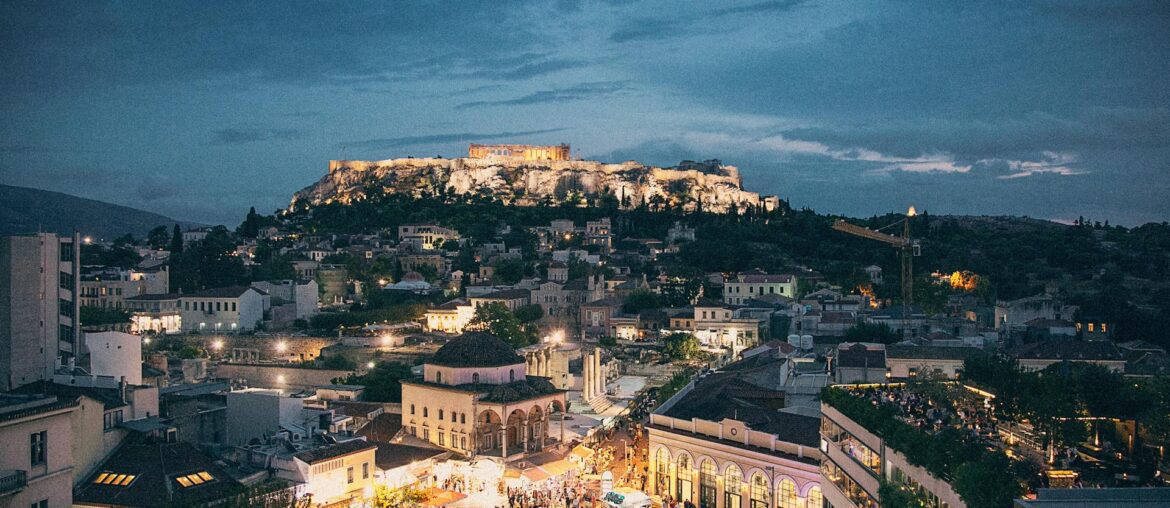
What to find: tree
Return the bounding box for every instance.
[661,332,699,361]
[514,304,544,323]
[342,362,414,402]
[168,226,245,291]
[147,225,170,249]
[951,454,1023,508]
[469,302,536,348]
[622,289,661,314]
[372,484,429,508]
[841,322,900,344]
[242,206,260,238]
[169,224,184,253]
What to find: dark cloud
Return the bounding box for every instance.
[608,18,682,43]
[710,0,806,17]
[208,128,303,146]
[136,177,179,202]
[456,81,630,109]
[343,128,568,152]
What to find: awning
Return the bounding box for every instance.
[539,459,577,477]
[571,444,595,459]
[421,487,467,507]
[521,467,550,482]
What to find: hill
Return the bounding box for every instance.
[0,184,197,239]
[290,155,773,214]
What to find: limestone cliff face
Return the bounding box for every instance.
[291,156,767,213]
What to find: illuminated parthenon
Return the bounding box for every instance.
[468,143,570,161]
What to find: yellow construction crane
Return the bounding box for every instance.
[832,207,921,338]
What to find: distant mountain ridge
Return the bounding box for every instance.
[0,184,198,239]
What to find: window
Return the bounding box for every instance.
[779,479,798,508]
[439,409,444,420]
[509,369,515,382]
[439,433,445,446]
[175,471,214,488]
[30,431,46,466]
[750,473,770,508]
[103,410,124,431]
[655,449,673,496]
[362,462,369,479]
[461,436,467,450]
[676,455,692,501]
[725,465,743,507]
[461,413,466,424]
[347,466,354,484]
[436,371,442,384]
[1088,323,1095,333]
[452,411,457,422]
[94,472,137,486]
[472,372,480,383]
[806,486,822,508]
[231,302,237,311]
[422,428,429,440]
[423,407,428,418]
[32,500,48,508]
[410,404,415,415]
[700,460,717,508]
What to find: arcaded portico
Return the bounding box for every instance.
[401,332,568,459]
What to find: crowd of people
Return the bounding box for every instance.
[506,475,595,508]
[863,385,998,439]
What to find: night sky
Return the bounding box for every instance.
[1,1,1167,226]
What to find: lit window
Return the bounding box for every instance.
[1088,323,1095,333]
[94,472,137,486]
[175,471,214,488]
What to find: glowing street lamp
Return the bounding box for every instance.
[367,361,376,369]
[380,334,394,347]
[275,341,288,353]
[211,339,224,351]
[547,329,565,344]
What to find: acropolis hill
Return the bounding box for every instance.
[290,144,778,213]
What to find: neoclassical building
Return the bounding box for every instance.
[400,332,568,459]
[649,355,823,508]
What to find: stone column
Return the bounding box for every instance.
[594,349,604,398]
[583,355,593,401]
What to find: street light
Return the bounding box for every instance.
[211,339,224,351]
[275,341,288,353]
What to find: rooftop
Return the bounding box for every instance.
[74,439,240,508]
[1010,339,1125,362]
[184,285,264,298]
[429,332,525,368]
[293,439,377,464]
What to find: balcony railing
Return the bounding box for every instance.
[0,469,27,496]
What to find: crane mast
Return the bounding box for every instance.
[832,214,920,338]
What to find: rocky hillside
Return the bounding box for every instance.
[0,184,196,239]
[290,156,772,213]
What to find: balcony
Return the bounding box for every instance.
[0,469,27,496]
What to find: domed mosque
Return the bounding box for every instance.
[400,332,568,458]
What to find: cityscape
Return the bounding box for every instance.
[2,2,1170,508]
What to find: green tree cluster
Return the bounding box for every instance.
[468,302,537,348]
[341,362,414,402]
[661,332,700,361]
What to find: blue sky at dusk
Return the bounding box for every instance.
[1,1,1167,225]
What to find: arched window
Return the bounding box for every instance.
[677,455,693,502]
[725,465,743,508]
[806,486,822,508]
[472,372,480,384]
[700,460,717,508]
[509,369,515,382]
[779,479,798,508]
[751,473,770,508]
[436,371,442,384]
[655,448,671,496]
